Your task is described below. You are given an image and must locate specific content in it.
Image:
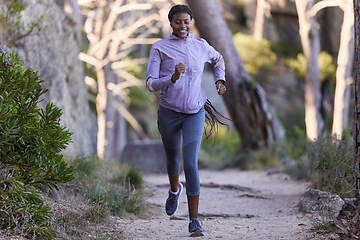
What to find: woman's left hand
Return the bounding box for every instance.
[216,81,226,95]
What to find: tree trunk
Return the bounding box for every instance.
[353,0,360,196]
[254,0,267,40]
[332,0,354,138]
[104,63,126,160]
[187,0,282,151]
[295,0,324,142]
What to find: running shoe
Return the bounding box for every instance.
[189,218,204,237]
[165,182,183,216]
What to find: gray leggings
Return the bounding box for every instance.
[158,105,205,196]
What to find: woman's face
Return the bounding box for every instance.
[170,12,191,38]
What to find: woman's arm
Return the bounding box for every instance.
[145,46,173,92]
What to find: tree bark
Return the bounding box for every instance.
[353,0,360,196]
[187,0,282,151]
[332,0,354,138]
[295,0,324,142]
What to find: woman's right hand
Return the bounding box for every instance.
[171,62,185,83]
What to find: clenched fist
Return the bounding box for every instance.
[216,81,226,95]
[171,62,185,83]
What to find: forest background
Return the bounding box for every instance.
[0,0,359,239]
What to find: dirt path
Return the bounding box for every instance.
[116,169,320,240]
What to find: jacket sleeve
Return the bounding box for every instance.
[203,40,226,83]
[145,44,173,92]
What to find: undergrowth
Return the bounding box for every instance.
[50,157,145,239]
[309,131,357,199]
[71,157,145,217]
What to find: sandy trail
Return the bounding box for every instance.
[117,169,320,240]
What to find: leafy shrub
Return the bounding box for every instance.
[233,32,276,75]
[309,131,357,198]
[0,53,74,239]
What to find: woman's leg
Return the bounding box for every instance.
[187,195,199,219]
[169,174,180,192]
[158,106,186,215]
[182,107,205,220]
[158,106,183,182]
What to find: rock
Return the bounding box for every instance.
[297,189,344,217]
[334,197,360,238]
[119,140,167,173]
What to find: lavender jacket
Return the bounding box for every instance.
[145,32,225,114]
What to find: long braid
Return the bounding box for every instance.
[204,99,230,141]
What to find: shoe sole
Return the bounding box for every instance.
[189,230,204,237]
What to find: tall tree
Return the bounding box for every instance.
[332,0,354,138]
[187,0,282,151]
[294,0,324,142]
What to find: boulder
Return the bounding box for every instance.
[297,189,344,217]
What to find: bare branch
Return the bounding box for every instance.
[113,68,144,87]
[112,101,149,140]
[310,0,342,17]
[112,3,153,15]
[111,57,149,69]
[78,52,101,67]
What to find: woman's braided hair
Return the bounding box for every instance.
[203,99,230,141]
[168,4,193,22]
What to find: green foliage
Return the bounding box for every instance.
[200,126,240,169]
[233,32,276,75]
[0,53,74,239]
[0,0,43,46]
[281,123,312,179]
[284,51,336,83]
[309,131,357,198]
[318,52,336,85]
[283,124,308,161]
[284,53,306,80]
[124,63,156,111]
[128,86,151,110]
[72,157,145,218]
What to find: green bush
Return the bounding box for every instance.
[233,32,276,76]
[309,131,357,198]
[0,52,74,239]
